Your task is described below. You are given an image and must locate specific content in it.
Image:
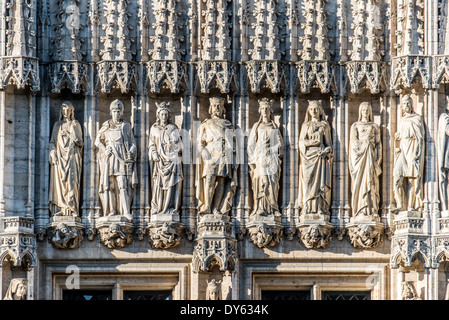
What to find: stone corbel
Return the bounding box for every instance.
[0,57,40,91]
[97,216,134,249]
[192,214,237,273]
[96,60,138,94]
[196,60,238,94]
[346,222,384,249]
[49,61,89,94]
[245,60,288,94]
[297,214,334,249]
[296,60,336,94]
[345,61,387,94]
[47,215,84,249]
[247,215,283,248]
[148,215,184,249]
[390,55,432,92]
[0,217,36,268]
[145,60,188,94]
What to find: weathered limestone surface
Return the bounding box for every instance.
[2,0,449,301]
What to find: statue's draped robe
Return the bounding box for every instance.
[349,121,382,217]
[196,117,237,214]
[49,119,83,216]
[149,122,183,215]
[96,120,137,216]
[393,112,425,210]
[297,119,333,215]
[438,112,449,212]
[248,120,284,216]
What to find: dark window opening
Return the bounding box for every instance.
[123,290,172,300]
[261,290,311,300]
[63,290,112,301]
[322,291,371,300]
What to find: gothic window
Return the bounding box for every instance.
[123,290,172,300]
[261,290,311,300]
[322,291,371,300]
[62,290,112,300]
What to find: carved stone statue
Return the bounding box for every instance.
[3,278,27,300]
[149,102,183,215]
[401,281,422,300]
[206,279,221,300]
[249,222,282,248]
[248,98,284,217]
[297,100,333,216]
[438,101,449,215]
[95,99,137,221]
[49,101,83,217]
[347,224,383,249]
[349,102,382,218]
[393,95,425,212]
[196,97,238,216]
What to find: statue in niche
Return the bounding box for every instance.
[247,98,284,217]
[206,279,221,300]
[438,100,449,214]
[49,101,83,217]
[297,100,333,216]
[50,222,82,249]
[196,97,238,216]
[349,102,382,218]
[401,281,422,300]
[95,99,137,221]
[148,102,183,215]
[392,95,425,213]
[3,278,27,300]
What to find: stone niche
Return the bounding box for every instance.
[246,92,284,248]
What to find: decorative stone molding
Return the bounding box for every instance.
[192,215,237,273]
[96,60,137,93]
[100,0,135,61]
[148,221,184,249]
[395,0,424,56]
[0,217,36,268]
[97,217,133,249]
[390,235,431,268]
[4,0,36,57]
[200,0,232,61]
[49,61,89,94]
[196,60,238,94]
[296,60,336,94]
[145,60,188,93]
[0,57,40,91]
[47,216,84,249]
[297,223,333,249]
[433,56,449,88]
[245,60,287,93]
[298,0,331,61]
[149,0,185,60]
[390,55,432,91]
[345,61,387,94]
[347,223,384,249]
[50,0,84,62]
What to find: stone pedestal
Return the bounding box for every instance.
[247,214,283,248]
[297,214,333,249]
[97,216,134,249]
[48,215,84,249]
[193,214,237,273]
[148,213,184,249]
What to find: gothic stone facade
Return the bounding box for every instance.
[2,0,449,301]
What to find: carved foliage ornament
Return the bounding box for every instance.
[296,60,335,94]
[148,222,183,249]
[98,223,133,249]
[347,224,383,249]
